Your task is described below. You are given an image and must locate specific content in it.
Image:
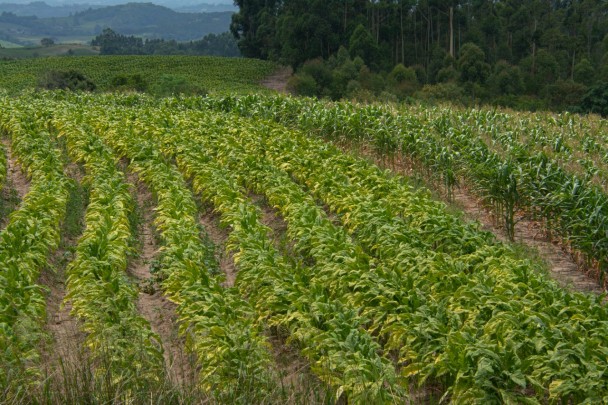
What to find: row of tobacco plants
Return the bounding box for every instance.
[0,99,69,399]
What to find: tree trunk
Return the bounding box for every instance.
[344,0,348,32]
[401,3,405,63]
[571,49,576,80]
[449,6,454,58]
[531,18,537,76]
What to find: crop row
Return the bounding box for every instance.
[48,108,166,391]
[84,102,276,400]
[0,100,69,397]
[199,94,608,277]
[247,113,608,402]
[149,110,403,402]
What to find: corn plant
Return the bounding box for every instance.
[200,93,608,277]
[10,91,608,403]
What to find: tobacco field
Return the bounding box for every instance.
[1,91,608,404]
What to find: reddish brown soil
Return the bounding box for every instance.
[453,187,604,294]
[0,139,30,229]
[246,194,325,401]
[40,257,88,377]
[267,333,326,403]
[249,192,299,258]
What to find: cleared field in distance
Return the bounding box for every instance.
[0,44,99,59]
[0,39,22,48]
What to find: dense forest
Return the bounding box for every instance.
[231,0,608,112]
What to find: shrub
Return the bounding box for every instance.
[545,80,587,110]
[39,70,96,91]
[287,73,318,97]
[387,64,419,99]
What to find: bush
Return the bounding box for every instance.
[387,64,419,99]
[300,58,332,89]
[39,70,96,91]
[491,95,548,111]
[287,73,318,97]
[436,65,460,83]
[488,61,524,95]
[40,38,54,47]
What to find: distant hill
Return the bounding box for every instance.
[0,1,236,15]
[0,2,234,45]
[175,3,237,13]
[0,2,102,18]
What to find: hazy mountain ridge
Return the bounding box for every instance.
[0,2,233,44]
[0,2,102,18]
[0,0,235,12]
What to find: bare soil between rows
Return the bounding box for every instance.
[126,172,197,387]
[197,206,236,287]
[1,138,29,200]
[196,188,324,400]
[452,187,604,295]
[40,163,87,382]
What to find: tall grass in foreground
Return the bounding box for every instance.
[7,339,331,405]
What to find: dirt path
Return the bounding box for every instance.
[126,173,196,387]
[261,66,293,94]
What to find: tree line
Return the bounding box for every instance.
[231,0,608,112]
[91,28,240,57]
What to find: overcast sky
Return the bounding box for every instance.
[0,0,235,5]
